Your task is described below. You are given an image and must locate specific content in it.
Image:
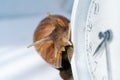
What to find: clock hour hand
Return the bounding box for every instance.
[93,38,105,57]
[93,30,112,57]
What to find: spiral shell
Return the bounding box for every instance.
[28,14,73,68]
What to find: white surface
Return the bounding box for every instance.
[0,15,61,80]
[71,0,120,80]
[0,0,73,80]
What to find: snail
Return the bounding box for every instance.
[28,13,74,80]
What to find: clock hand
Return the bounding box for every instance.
[105,39,112,80]
[93,30,112,57]
[104,30,113,80]
[93,30,112,80]
[93,31,106,57]
[93,38,105,57]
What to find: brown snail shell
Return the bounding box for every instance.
[28,13,73,68]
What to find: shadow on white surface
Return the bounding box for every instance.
[0,46,60,80]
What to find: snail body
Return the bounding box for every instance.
[28,14,73,80]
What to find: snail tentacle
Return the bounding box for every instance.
[27,36,51,48]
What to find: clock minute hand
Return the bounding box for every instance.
[104,30,113,80]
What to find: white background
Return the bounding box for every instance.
[1,0,120,80]
[0,0,73,80]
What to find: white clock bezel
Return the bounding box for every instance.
[71,0,91,80]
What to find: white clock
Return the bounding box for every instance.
[71,0,120,80]
[85,0,112,80]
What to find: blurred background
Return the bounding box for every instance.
[0,0,73,80]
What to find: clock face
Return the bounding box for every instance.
[71,0,120,80]
[85,0,110,80]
